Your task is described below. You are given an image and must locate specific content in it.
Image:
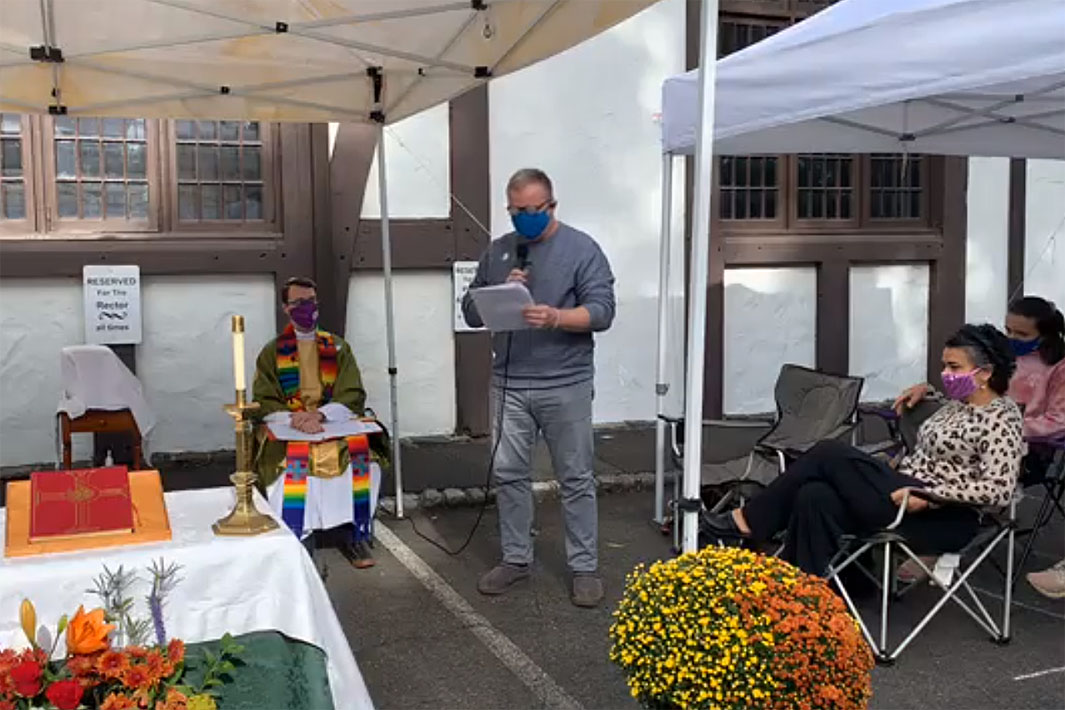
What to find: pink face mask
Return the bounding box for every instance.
[941,370,980,400]
[290,300,318,330]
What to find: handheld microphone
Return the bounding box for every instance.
[516,243,529,271]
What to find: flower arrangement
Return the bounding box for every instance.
[1,561,243,710]
[609,546,874,710]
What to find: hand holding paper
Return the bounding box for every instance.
[469,282,535,332]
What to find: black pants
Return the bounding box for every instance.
[742,440,978,577]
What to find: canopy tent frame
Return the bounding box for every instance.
[2,0,660,518]
[654,0,1065,552]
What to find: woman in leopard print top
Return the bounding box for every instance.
[701,324,1025,577]
[899,395,1023,507]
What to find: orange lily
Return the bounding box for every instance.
[19,599,37,648]
[66,606,114,655]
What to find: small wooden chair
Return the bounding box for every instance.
[59,409,144,470]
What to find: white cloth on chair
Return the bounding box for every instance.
[56,345,156,461]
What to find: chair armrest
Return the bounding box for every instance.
[760,423,857,458]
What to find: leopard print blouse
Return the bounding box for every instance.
[898,396,1025,507]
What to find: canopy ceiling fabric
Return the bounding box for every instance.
[662,0,1065,158]
[0,0,656,123]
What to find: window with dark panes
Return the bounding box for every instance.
[53,117,149,221]
[717,0,929,229]
[176,120,264,222]
[1,114,27,221]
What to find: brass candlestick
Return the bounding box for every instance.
[213,317,278,536]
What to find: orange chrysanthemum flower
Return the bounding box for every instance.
[100,692,138,710]
[122,663,154,691]
[96,649,130,680]
[166,639,185,666]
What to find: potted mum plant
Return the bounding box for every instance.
[610,546,874,710]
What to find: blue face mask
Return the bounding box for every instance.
[511,210,551,240]
[1009,337,1041,357]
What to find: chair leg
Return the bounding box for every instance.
[879,541,892,658]
[1002,522,1015,643]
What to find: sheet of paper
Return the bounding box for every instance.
[267,418,383,443]
[468,282,534,332]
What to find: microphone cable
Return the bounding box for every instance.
[401,246,528,556]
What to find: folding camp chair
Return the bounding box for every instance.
[662,364,864,550]
[1012,436,1065,586]
[827,400,1017,663]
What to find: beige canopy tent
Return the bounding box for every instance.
[0,0,660,515]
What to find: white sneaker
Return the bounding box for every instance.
[1026,559,1065,599]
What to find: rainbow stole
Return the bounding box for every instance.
[276,325,340,411]
[282,435,372,542]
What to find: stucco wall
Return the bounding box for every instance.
[0,275,274,466]
[1025,159,1065,309]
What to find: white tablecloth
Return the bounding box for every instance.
[0,487,372,710]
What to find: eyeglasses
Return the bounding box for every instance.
[506,200,555,216]
[287,297,317,307]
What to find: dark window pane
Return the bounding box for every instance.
[720,188,734,219]
[910,191,921,219]
[245,185,263,219]
[78,118,100,137]
[198,121,218,140]
[127,143,147,179]
[198,145,219,180]
[202,184,220,219]
[1,114,20,134]
[79,141,101,177]
[764,189,777,219]
[178,184,198,220]
[126,119,146,141]
[177,144,196,181]
[105,182,126,217]
[242,122,260,141]
[734,190,748,219]
[840,191,852,219]
[765,158,777,185]
[220,121,240,141]
[57,182,78,217]
[54,116,76,136]
[56,140,76,178]
[719,157,733,185]
[799,189,812,219]
[1,138,21,176]
[224,184,242,219]
[2,183,26,219]
[749,189,762,218]
[242,146,261,180]
[750,158,763,186]
[104,142,124,178]
[102,118,125,138]
[81,182,102,218]
[734,158,748,187]
[176,120,196,140]
[129,183,149,218]
[220,147,240,181]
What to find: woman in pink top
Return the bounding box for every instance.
[1005,297,1065,599]
[1004,296,1065,441]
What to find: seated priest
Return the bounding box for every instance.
[251,276,384,568]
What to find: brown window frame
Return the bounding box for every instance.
[41,116,162,235]
[0,114,40,236]
[0,114,282,240]
[166,120,280,235]
[717,1,937,235]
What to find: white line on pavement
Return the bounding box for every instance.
[1014,666,1065,682]
[374,524,584,710]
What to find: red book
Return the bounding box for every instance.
[29,467,135,542]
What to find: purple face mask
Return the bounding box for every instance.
[290,300,318,330]
[941,370,980,401]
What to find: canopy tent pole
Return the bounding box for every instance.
[653,152,674,525]
[376,122,404,518]
[681,0,721,553]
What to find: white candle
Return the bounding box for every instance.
[232,315,246,392]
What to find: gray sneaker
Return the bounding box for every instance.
[1027,559,1065,599]
[478,563,531,595]
[571,573,604,608]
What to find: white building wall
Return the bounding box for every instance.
[966,158,1011,326]
[1025,159,1065,308]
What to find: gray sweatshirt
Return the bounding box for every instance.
[462,222,616,389]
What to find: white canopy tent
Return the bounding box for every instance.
[657,0,1065,551]
[0,0,659,516]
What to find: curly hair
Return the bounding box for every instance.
[1009,296,1065,366]
[945,324,1016,394]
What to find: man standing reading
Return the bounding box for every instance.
[462,169,616,607]
[252,277,381,568]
